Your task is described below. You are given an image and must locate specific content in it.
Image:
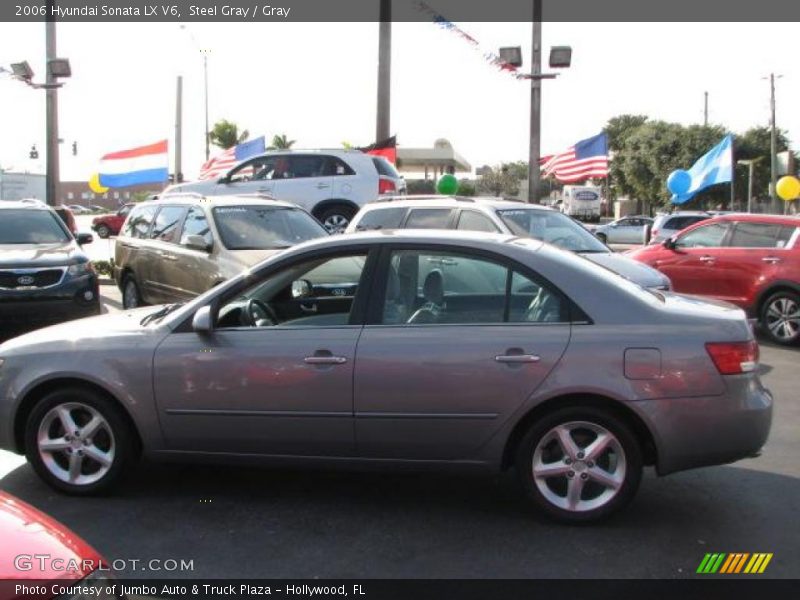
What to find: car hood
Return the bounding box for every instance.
[580,251,670,289]
[0,492,103,580]
[0,243,84,269]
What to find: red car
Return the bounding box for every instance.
[628,213,800,346]
[0,491,122,599]
[91,204,133,239]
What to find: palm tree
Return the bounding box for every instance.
[268,134,296,150]
[209,119,249,150]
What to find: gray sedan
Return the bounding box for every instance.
[0,231,772,522]
[594,216,654,244]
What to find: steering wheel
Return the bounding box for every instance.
[242,299,278,327]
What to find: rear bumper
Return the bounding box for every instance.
[636,376,773,475]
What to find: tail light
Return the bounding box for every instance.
[378,178,396,195]
[705,341,759,375]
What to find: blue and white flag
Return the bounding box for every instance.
[671,135,733,205]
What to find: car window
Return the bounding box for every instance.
[123,205,158,239]
[668,215,708,231]
[405,209,453,229]
[216,253,367,329]
[228,156,277,183]
[354,207,407,231]
[381,249,564,325]
[728,222,783,248]
[0,209,70,244]
[285,155,327,179]
[150,206,186,243]
[323,157,355,176]
[457,210,499,233]
[497,208,607,253]
[212,206,326,250]
[675,222,729,248]
[778,226,798,248]
[372,157,400,178]
[179,206,214,247]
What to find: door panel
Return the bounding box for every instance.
[274,155,333,212]
[652,222,730,296]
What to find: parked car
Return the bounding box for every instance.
[89,204,108,213]
[0,200,99,340]
[593,215,654,244]
[163,150,407,233]
[0,491,123,597]
[649,211,711,244]
[91,203,133,238]
[53,205,78,236]
[346,196,671,290]
[114,194,328,308]
[628,214,800,345]
[66,204,91,215]
[0,230,771,522]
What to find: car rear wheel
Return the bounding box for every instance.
[122,275,144,309]
[760,290,800,346]
[25,388,135,494]
[516,407,642,523]
[318,206,355,234]
[96,224,110,239]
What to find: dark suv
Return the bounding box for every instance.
[0,199,100,340]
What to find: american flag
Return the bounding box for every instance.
[198,136,266,181]
[540,133,609,183]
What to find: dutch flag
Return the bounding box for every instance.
[99,140,169,188]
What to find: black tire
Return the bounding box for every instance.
[516,406,643,523]
[122,274,144,309]
[317,205,356,234]
[24,387,135,495]
[760,290,800,346]
[96,224,111,239]
[596,233,607,244]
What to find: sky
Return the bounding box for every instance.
[1,21,798,182]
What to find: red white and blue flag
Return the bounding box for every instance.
[98,140,169,188]
[540,133,609,183]
[198,136,266,181]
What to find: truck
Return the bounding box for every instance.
[559,185,603,222]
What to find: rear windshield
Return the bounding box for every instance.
[372,157,400,178]
[0,209,70,244]
[497,209,608,253]
[212,206,327,250]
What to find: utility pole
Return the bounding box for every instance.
[203,52,209,161]
[45,1,59,206]
[175,76,183,183]
[375,0,391,142]
[769,73,777,207]
[527,0,543,203]
[704,91,708,126]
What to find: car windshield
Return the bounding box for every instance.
[497,209,608,253]
[0,209,70,244]
[212,206,327,250]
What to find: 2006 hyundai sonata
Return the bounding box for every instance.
[0,230,772,522]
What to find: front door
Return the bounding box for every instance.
[215,155,281,197]
[353,247,570,459]
[153,249,374,456]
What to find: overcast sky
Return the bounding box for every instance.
[1,21,798,181]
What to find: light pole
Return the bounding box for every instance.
[376,0,391,142]
[764,73,782,209]
[737,158,761,213]
[180,25,211,161]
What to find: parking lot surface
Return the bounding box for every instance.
[0,330,797,578]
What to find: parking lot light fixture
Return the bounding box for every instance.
[549,46,572,68]
[47,58,72,79]
[10,61,34,82]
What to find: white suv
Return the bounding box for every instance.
[163,150,406,233]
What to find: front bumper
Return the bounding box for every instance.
[636,375,773,475]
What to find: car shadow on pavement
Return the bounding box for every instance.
[1,459,797,578]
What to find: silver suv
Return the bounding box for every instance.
[347,196,671,290]
[650,211,711,244]
[114,194,327,308]
[163,150,406,233]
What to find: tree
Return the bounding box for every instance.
[209,119,249,150]
[734,126,791,202]
[603,115,649,202]
[268,134,296,150]
[477,164,523,197]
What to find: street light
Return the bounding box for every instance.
[6,58,71,89]
[180,25,211,161]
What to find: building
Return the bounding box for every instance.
[0,171,46,201]
[396,139,472,180]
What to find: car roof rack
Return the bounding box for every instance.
[370,194,477,204]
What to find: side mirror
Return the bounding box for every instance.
[291,279,313,299]
[663,237,677,250]
[192,306,213,333]
[217,175,230,185]
[76,232,93,245]
[183,234,211,252]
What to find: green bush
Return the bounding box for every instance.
[92,259,114,278]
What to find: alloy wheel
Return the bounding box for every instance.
[123,280,139,308]
[37,402,116,486]
[323,214,349,234]
[532,421,626,513]
[765,296,800,342]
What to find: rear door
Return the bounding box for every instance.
[353,246,570,459]
[145,205,190,302]
[273,154,333,212]
[116,205,159,302]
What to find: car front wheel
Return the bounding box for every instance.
[122,275,144,309]
[96,224,110,238]
[25,388,135,494]
[516,407,643,523]
[761,290,800,346]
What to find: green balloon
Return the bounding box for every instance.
[436,174,459,195]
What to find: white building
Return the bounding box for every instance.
[0,171,46,201]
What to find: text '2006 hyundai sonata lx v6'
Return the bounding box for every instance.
[0,230,772,522]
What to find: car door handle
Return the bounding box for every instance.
[304,355,347,365]
[495,354,541,364]
[762,256,782,264]
[299,302,318,313]
[315,183,330,189]
[699,255,715,262]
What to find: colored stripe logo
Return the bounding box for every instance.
[697,553,773,574]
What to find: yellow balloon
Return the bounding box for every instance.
[88,173,109,194]
[776,175,800,201]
